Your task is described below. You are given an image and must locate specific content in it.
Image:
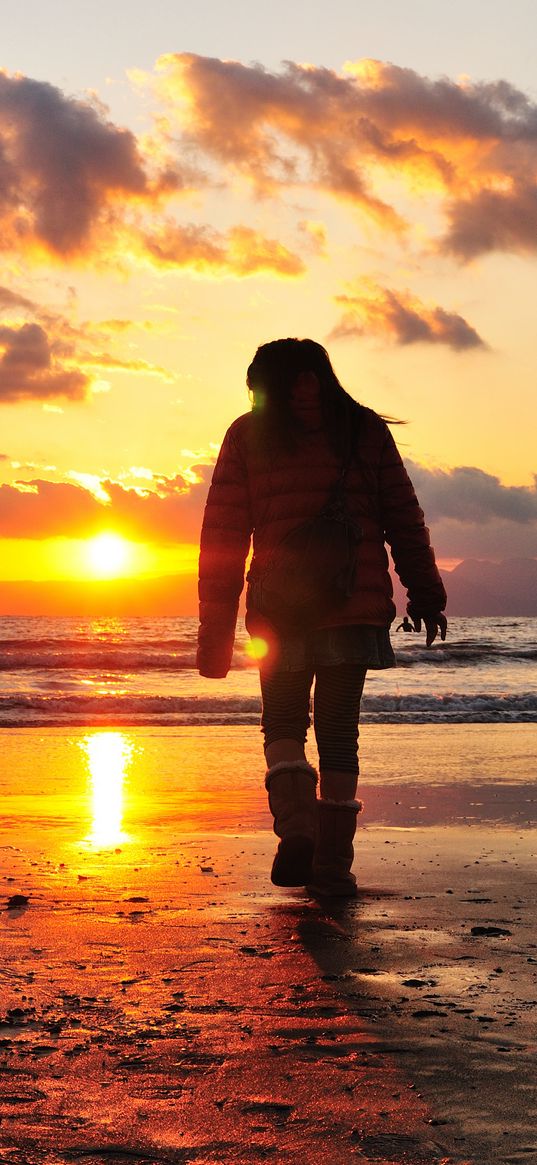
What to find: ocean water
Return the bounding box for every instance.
[0,615,536,728]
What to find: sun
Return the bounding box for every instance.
[85,533,132,578]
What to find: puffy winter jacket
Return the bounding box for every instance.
[197,403,446,678]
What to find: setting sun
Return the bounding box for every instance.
[86,533,132,578]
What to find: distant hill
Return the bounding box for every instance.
[391,556,537,616]
[442,557,537,615]
[0,557,536,616]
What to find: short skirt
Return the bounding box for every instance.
[262,624,396,673]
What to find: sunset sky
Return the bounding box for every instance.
[1,0,537,609]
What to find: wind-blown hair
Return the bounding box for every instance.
[246,337,362,457]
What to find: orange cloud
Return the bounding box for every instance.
[0,283,177,405]
[155,53,402,232]
[445,186,537,260]
[154,53,537,259]
[0,71,156,258]
[0,286,174,403]
[77,352,173,379]
[0,322,89,403]
[141,221,304,276]
[0,286,37,312]
[0,70,305,278]
[225,226,304,276]
[330,282,485,350]
[0,465,214,542]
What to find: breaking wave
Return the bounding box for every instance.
[1,690,536,727]
[1,640,537,672]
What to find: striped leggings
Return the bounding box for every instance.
[259,664,367,775]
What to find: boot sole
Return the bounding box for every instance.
[271,836,315,887]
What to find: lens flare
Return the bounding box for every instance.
[246,636,270,660]
[83,731,132,846]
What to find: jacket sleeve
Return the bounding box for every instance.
[378,426,447,617]
[197,425,253,678]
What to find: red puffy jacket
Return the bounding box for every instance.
[197,403,446,677]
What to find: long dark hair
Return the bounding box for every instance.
[246,338,362,458]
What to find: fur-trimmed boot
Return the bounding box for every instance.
[307,798,364,897]
[265,761,318,886]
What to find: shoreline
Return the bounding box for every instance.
[2,713,536,730]
[1,723,535,833]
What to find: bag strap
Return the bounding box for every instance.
[331,399,357,498]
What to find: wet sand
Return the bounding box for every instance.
[1,725,536,1165]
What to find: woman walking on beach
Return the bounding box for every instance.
[197,338,447,897]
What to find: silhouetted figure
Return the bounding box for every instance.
[396,616,415,633]
[197,338,447,898]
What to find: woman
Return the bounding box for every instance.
[197,338,447,897]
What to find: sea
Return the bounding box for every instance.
[0,615,536,728]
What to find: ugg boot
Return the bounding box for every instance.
[307,798,363,897]
[265,761,318,886]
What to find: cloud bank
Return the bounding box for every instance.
[1,459,536,561]
[3,57,537,277]
[407,462,537,524]
[0,465,213,542]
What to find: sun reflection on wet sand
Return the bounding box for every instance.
[82,731,133,847]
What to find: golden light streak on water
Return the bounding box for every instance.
[83,731,133,847]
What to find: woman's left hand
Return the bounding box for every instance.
[411,613,448,646]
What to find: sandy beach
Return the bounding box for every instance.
[1,725,536,1165]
